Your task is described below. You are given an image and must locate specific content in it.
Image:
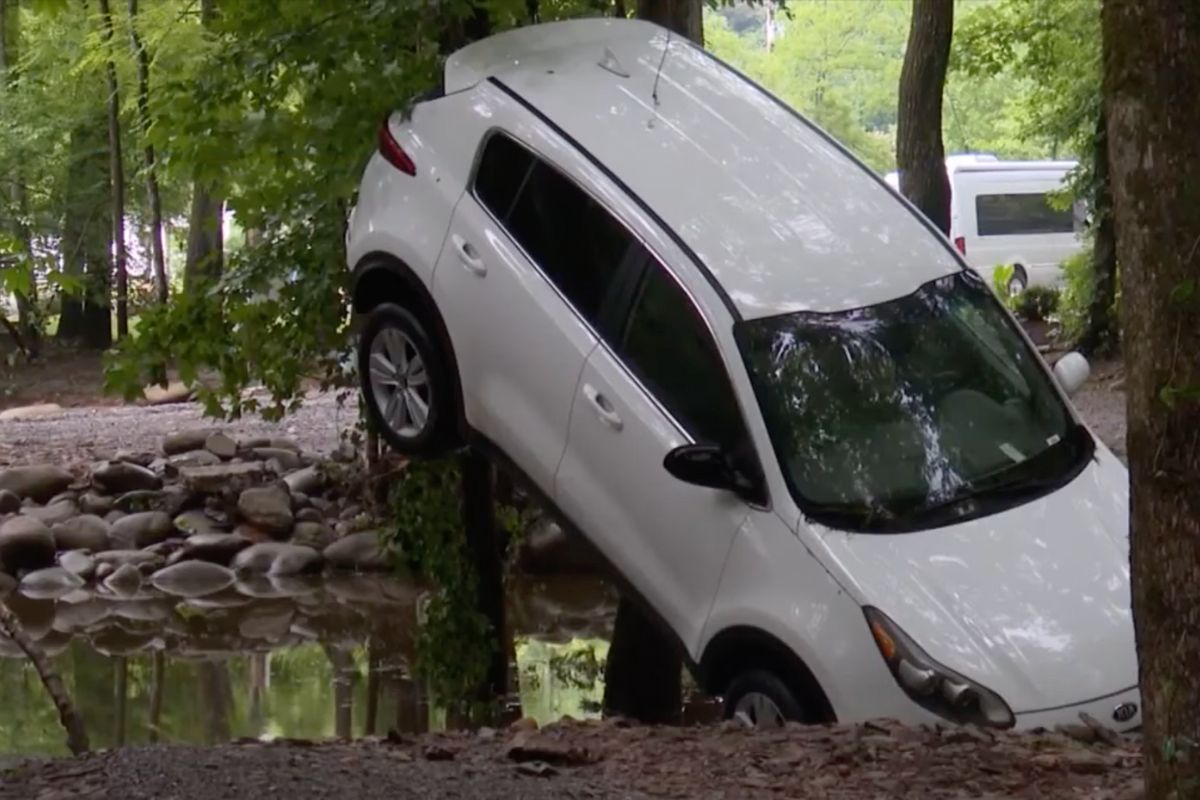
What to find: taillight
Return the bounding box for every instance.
[953,236,966,256]
[378,117,416,176]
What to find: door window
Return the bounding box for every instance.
[975,193,1074,236]
[473,132,635,327]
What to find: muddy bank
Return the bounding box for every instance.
[1,717,1143,800]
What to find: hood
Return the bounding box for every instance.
[814,449,1134,713]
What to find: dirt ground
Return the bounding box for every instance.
[0,718,1144,800]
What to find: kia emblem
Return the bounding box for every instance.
[1113,702,1138,723]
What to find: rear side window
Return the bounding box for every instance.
[975,193,1074,236]
[474,133,635,326]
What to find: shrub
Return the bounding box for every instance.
[1011,285,1061,322]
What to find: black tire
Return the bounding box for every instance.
[358,303,458,457]
[1007,264,1029,296]
[722,669,809,728]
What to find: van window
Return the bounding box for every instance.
[975,193,1074,236]
[474,133,634,326]
[620,261,745,451]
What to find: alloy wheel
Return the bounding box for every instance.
[368,327,431,439]
[733,692,786,729]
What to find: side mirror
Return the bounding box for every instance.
[1053,351,1090,397]
[663,443,765,505]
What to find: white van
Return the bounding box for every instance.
[886,157,1085,294]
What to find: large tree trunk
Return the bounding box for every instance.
[603,596,681,724]
[128,0,167,303]
[636,0,701,45]
[1103,3,1200,799]
[58,120,113,349]
[896,0,953,235]
[1076,107,1119,357]
[184,0,223,293]
[97,0,127,338]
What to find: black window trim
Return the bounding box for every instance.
[467,127,769,509]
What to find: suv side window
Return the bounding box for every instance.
[474,132,634,327]
[620,262,747,451]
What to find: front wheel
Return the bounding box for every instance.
[359,303,458,457]
[722,669,809,729]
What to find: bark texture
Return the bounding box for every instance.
[97,0,128,338]
[896,0,953,235]
[183,0,223,293]
[461,449,508,701]
[603,596,682,724]
[636,0,702,45]
[129,0,167,303]
[58,119,114,348]
[1103,3,1200,798]
[1077,107,1120,356]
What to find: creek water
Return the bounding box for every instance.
[0,572,623,760]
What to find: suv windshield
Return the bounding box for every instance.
[736,271,1092,532]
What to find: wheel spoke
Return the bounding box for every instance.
[406,388,429,428]
[383,329,408,373]
[370,353,397,385]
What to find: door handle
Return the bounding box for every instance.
[452,234,486,276]
[582,383,622,431]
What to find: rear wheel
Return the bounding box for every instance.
[1006,265,1029,297]
[723,669,809,730]
[359,303,458,457]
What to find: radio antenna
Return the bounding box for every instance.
[651,31,672,107]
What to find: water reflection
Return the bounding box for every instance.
[0,574,618,758]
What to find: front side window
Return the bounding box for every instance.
[474,133,634,325]
[975,192,1075,236]
[737,271,1092,532]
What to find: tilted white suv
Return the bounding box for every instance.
[347,19,1139,731]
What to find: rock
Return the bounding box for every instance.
[233,523,274,544]
[172,533,252,566]
[58,550,97,580]
[268,438,301,453]
[205,431,239,460]
[0,403,62,421]
[103,563,143,595]
[0,516,56,573]
[159,485,195,516]
[283,466,325,496]
[0,465,74,503]
[0,571,16,598]
[295,507,323,524]
[517,520,602,575]
[232,542,293,573]
[104,510,126,525]
[23,500,79,527]
[112,449,157,467]
[290,492,311,510]
[162,428,219,456]
[150,561,237,597]
[331,442,356,463]
[20,566,85,599]
[173,510,228,537]
[109,511,175,549]
[94,549,165,569]
[47,491,79,506]
[237,486,293,536]
[144,539,187,559]
[181,462,264,495]
[0,489,20,514]
[238,604,295,640]
[291,521,336,551]
[239,437,272,450]
[51,515,112,552]
[252,448,302,472]
[78,491,114,516]
[267,544,323,576]
[323,531,389,571]
[51,594,109,631]
[113,490,165,514]
[167,450,221,473]
[143,380,194,405]
[93,461,163,494]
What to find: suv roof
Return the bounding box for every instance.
[447,20,960,318]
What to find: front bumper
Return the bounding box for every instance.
[1014,685,1141,732]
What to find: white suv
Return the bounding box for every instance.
[348,19,1138,731]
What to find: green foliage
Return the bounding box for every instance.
[1010,285,1060,323]
[991,263,1016,298]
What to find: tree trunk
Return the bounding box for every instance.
[0,602,90,755]
[148,650,165,743]
[58,119,113,349]
[896,0,953,235]
[97,0,128,339]
[184,0,223,293]
[128,0,167,303]
[1076,107,1119,357]
[1103,3,1200,799]
[461,449,508,702]
[636,0,702,45]
[603,596,682,724]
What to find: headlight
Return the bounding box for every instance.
[864,606,1014,729]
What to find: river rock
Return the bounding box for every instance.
[93,461,163,494]
[150,561,236,598]
[231,542,292,573]
[162,428,219,456]
[0,465,74,503]
[267,544,323,576]
[23,500,79,527]
[91,627,159,655]
[143,380,193,406]
[181,462,264,495]
[0,571,15,598]
[173,510,228,537]
[167,450,221,472]
[113,490,165,514]
[237,486,293,536]
[47,491,79,506]
[171,533,251,566]
[267,438,301,453]
[233,523,274,544]
[0,516,56,573]
[103,563,143,595]
[291,521,335,551]
[51,594,109,631]
[58,550,97,580]
[78,491,114,516]
[517,520,602,575]
[51,515,112,552]
[295,507,323,524]
[0,490,22,514]
[94,549,166,570]
[253,448,302,472]
[20,566,85,599]
[205,431,239,460]
[109,511,175,549]
[283,466,325,496]
[238,604,295,640]
[0,403,61,421]
[104,510,126,525]
[112,449,157,468]
[323,531,389,571]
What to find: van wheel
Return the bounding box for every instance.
[359,303,457,457]
[1006,265,1028,297]
[723,669,809,729]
